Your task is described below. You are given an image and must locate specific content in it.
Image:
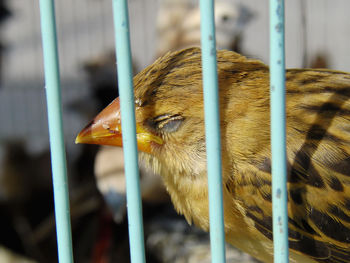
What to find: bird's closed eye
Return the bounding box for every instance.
[147,114,184,133]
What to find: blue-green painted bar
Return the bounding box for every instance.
[199,1,226,263]
[38,1,73,262]
[269,0,289,262]
[112,1,146,263]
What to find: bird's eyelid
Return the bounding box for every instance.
[157,115,183,129]
[147,114,185,133]
[159,116,184,133]
[153,114,180,122]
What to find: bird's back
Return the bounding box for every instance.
[226,66,350,262]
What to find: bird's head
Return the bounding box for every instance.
[76,47,268,179]
[76,48,209,178]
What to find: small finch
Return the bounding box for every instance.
[76,47,350,263]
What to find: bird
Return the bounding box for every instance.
[76,47,350,263]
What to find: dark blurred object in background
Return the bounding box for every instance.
[0,0,11,23]
[0,0,11,86]
[81,50,119,112]
[309,52,330,69]
[0,141,56,262]
[68,50,119,120]
[0,141,119,263]
[0,141,52,203]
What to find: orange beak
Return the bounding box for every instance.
[75,97,163,153]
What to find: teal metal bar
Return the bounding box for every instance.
[39,1,73,262]
[269,0,289,262]
[199,1,226,263]
[112,1,146,263]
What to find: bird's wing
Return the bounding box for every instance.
[232,159,350,263]
[229,70,350,262]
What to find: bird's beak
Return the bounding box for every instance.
[75,97,163,153]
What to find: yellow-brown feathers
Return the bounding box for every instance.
[77,47,350,263]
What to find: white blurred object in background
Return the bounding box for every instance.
[95,146,168,223]
[156,0,254,56]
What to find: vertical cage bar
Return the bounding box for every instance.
[269,0,289,262]
[39,0,73,262]
[199,1,226,263]
[112,1,146,263]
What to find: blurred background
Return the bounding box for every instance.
[0,0,349,262]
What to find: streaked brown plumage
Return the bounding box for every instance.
[76,47,350,263]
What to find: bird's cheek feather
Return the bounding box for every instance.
[75,97,163,154]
